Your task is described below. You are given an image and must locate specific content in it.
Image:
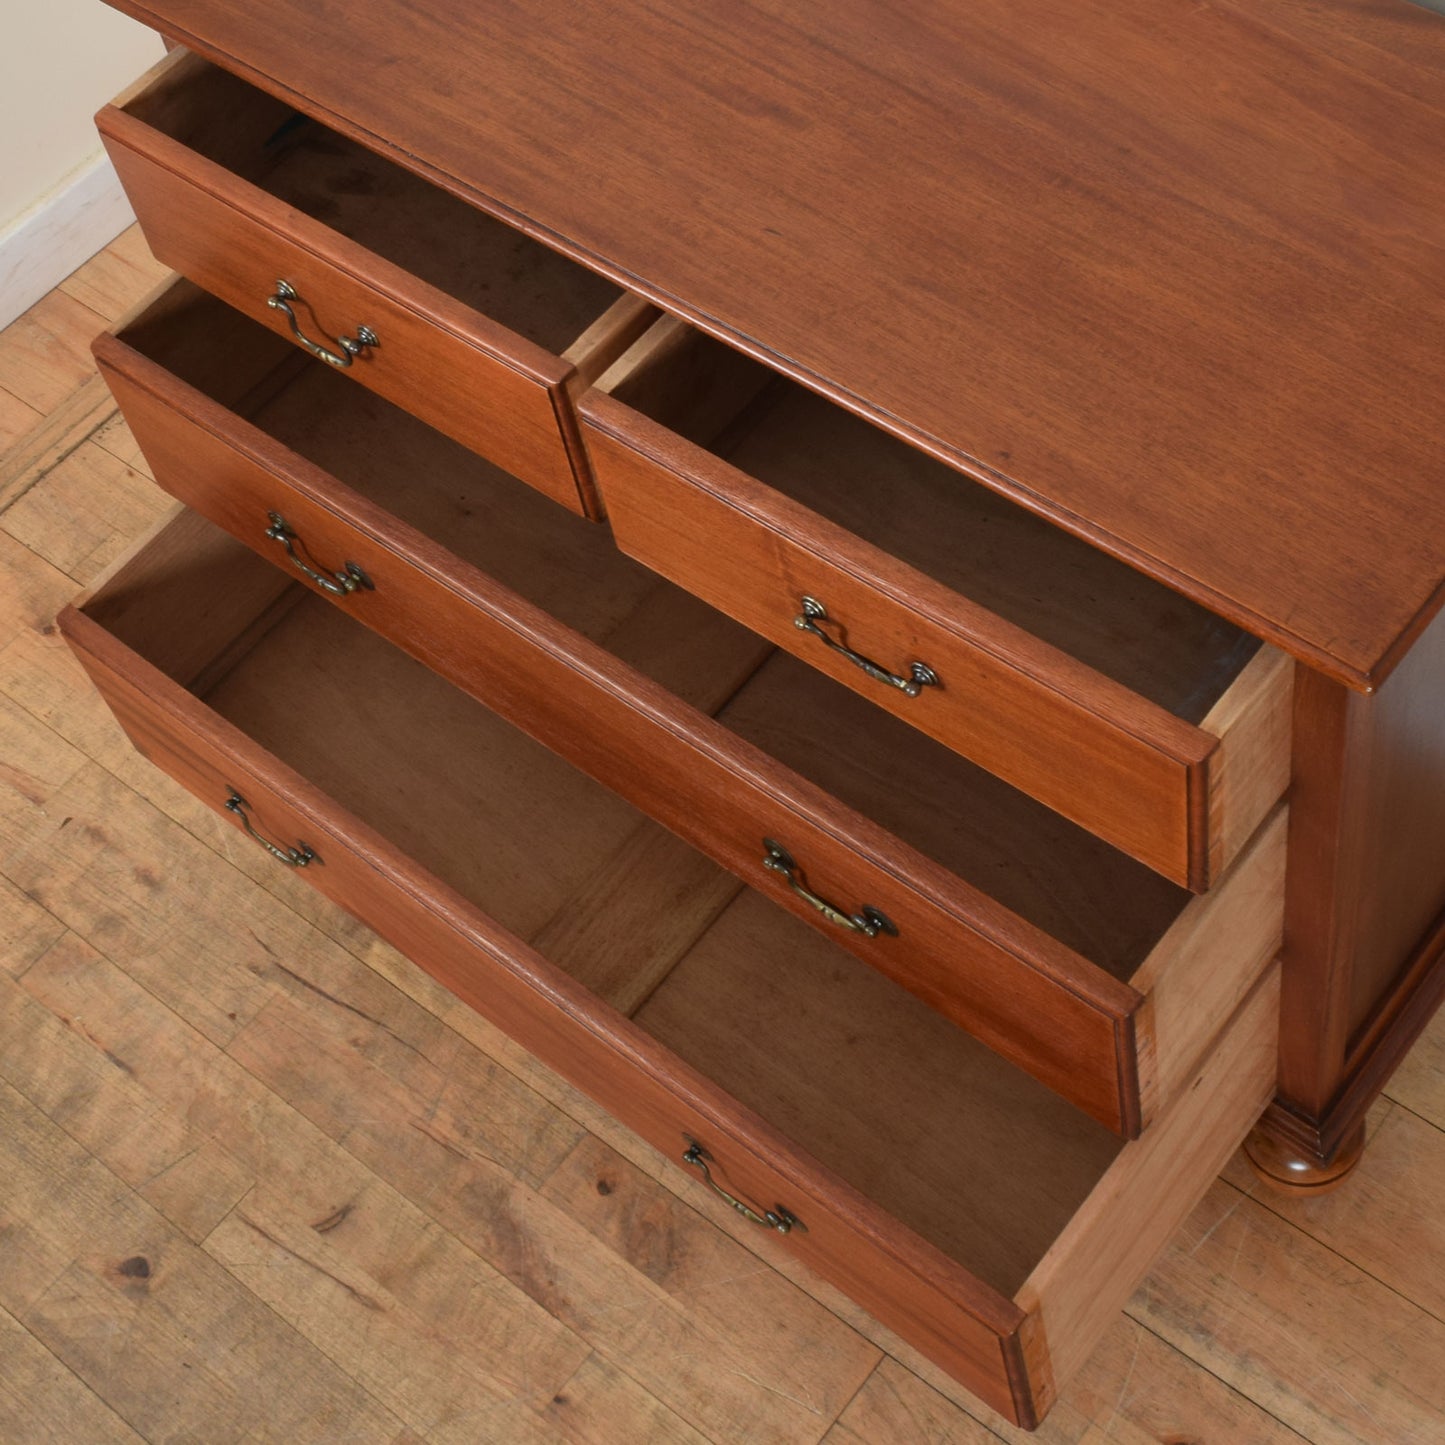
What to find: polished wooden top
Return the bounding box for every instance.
[108,0,1445,688]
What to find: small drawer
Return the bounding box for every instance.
[579,318,1294,890]
[98,50,655,514]
[94,282,1285,1138]
[60,514,1281,1430]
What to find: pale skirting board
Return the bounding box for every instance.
[0,150,136,330]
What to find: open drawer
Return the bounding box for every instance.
[92,283,1286,1137]
[98,49,655,515]
[579,318,1295,889]
[58,512,1280,1430]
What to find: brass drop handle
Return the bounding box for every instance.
[794,596,938,697]
[762,839,897,938]
[265,512,373,597]
[267,279,378,368]
[681,1140,802,1233]
[224,792,316,868]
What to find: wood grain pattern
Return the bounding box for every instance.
[1,437,170,585]
[224,997,881,1444]
[0,290,106,417]
[0,375,117,513]
[1341,606,1445,1046]
[95,284,692,648]
[1136,1175,1445,1445]
[1226,1098,1445,1323]
[605,330,1264,728]
[1,935,254,1241]
[528,1136,882,1441]
[96,0,1445,687]
[529,823,743,1016]
[0,1303,148,1445]
[101,126,585,507]
[718,649,1285,1128]
[825,1358,998,1445]
[0,390,42,458]
[1390,964,1445,1133]
[0,1077,404,1442]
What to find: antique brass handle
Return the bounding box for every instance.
[267,279,378,367]
[681,1140,802,1233]
[794,596,938,696]
[265,512,373,597]
[224,792,316,868]
[762,839,897,938]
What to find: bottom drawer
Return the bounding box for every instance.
[60,511,1280,1430]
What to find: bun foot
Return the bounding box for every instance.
[1243,1120,1367,1196]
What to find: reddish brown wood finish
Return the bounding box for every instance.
[94,325,1155,1134]
[57,602,1043,1427]
[98,93,601,513]
[1259,606,1445,1166]
[584,395,1226,890]
[98,0,1445,689]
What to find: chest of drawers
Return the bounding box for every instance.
[61,2,1445,1429]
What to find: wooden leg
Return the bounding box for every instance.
[1242,1118,1366,1196]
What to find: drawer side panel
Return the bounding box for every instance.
[1017,963,1280,1412]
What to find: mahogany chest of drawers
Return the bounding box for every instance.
[62,1,1445,1428]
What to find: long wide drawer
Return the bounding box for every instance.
[93,283,1288,1138]
[98,50,654,515]
[58,513,1281,1429]
[579,318,1295,890]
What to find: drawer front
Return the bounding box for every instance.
[581,396,1291,891]
[59,603,1040,1426]
[97,336,1159,1135]
[98,95,597,514]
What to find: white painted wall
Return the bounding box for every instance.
[0,3,165,323]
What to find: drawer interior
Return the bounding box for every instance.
[119,54,626,358]
[116,286,1197,988]
[720,651,1189,979]
[116,285,676,643]
[86,518,1125,1297]
[602,321,1264,726]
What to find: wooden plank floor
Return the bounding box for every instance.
[1,230,1443,1443]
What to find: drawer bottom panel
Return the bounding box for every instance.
[59,512,1280,1429]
